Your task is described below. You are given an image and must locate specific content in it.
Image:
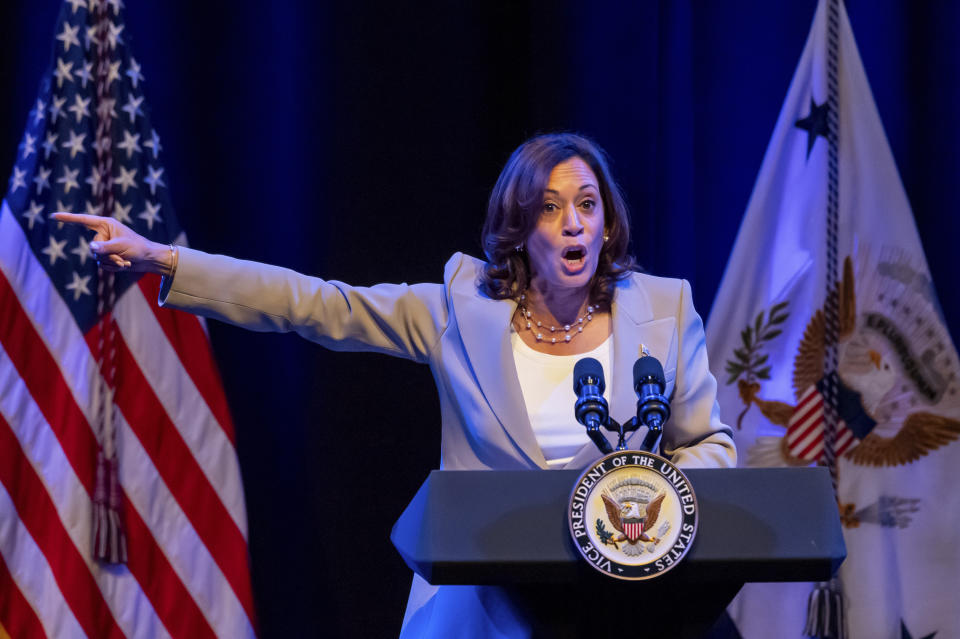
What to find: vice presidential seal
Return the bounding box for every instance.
[568,451,697,580]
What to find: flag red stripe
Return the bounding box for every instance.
[790,394,823,430]
[835,428,856,456]
[787,396,822,434]
[0,271,97,493]
[0,271,221,639]
[0,415,124,639]
[796,429,824,459]
[786,418,817,450]
[788,413,824,449]
[138,275,236,445]
[108,329,257,625]
[789,413,824,458]
[122,493,218,639]
[0,554,47,639]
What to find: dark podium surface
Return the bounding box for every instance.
[392,467,845,585]
[391,467,846,638]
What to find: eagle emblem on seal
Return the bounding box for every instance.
[593,476,671,556]
[601,491,665,546]
[726,251,960,470]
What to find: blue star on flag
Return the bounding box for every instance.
[795,98,829,159]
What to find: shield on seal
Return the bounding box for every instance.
[622,519,644,542]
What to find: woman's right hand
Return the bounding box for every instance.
[52,212,175,275]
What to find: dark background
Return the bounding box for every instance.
[2,1,958,636]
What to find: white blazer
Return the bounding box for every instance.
[160,247,736,635]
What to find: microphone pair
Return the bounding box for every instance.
[573,355,671,453]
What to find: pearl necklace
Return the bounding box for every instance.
[515,293,595,344]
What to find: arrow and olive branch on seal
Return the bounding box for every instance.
[724,301,790,429]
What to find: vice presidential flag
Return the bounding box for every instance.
[705,0,960,637]
[0,1,257,637]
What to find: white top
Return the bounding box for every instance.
[511,332,614,468]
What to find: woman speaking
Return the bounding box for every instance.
[56,132,735,636]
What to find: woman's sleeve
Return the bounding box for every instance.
[158,246,448,364]
[662,279,738,468]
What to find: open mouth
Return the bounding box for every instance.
[562,246,586,263]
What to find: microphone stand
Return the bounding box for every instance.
[587,416,646,453]
[585,420,614,455]
[593,396,668,454]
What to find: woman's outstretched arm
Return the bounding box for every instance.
[53,211,450,363]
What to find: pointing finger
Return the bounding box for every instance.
[52,212,107,231]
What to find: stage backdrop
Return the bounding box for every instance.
[2,1,957,636]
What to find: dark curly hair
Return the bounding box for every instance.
[479,133,635,308]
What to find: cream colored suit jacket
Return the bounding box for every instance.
[160,247,735,637]
[161,247,735,471]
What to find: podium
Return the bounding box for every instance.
[392,467,845,638]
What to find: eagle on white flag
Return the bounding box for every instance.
[705,0,960,637]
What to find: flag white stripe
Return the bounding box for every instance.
[787,412,823,448]
[787,423,822,458]
[793,387,821,415]
[114,283,248,537]
[0,343,172,639]
[787,410,823,445]
[835,428,855,455]
[787,422,821,455]
[790,392,822,427]
[786,412,819,443]
[793,435,823,460]
[789,403,820,433]
[0,202,96,426]
[0,482,87,639]
[119,409,256,639]
[799,440,823,461]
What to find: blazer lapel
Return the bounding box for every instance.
[452,289,548,468]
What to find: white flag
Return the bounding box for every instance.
[705,0,960,637]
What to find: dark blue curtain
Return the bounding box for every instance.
[2,1,958,635]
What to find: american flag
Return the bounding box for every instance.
[0,1,256,637]
[785,384,857,461]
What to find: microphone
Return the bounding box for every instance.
[633,356,671,453]
[573,357,613,454]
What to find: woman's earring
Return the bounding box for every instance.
[515,244,524,252]
[603,234,609,243]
